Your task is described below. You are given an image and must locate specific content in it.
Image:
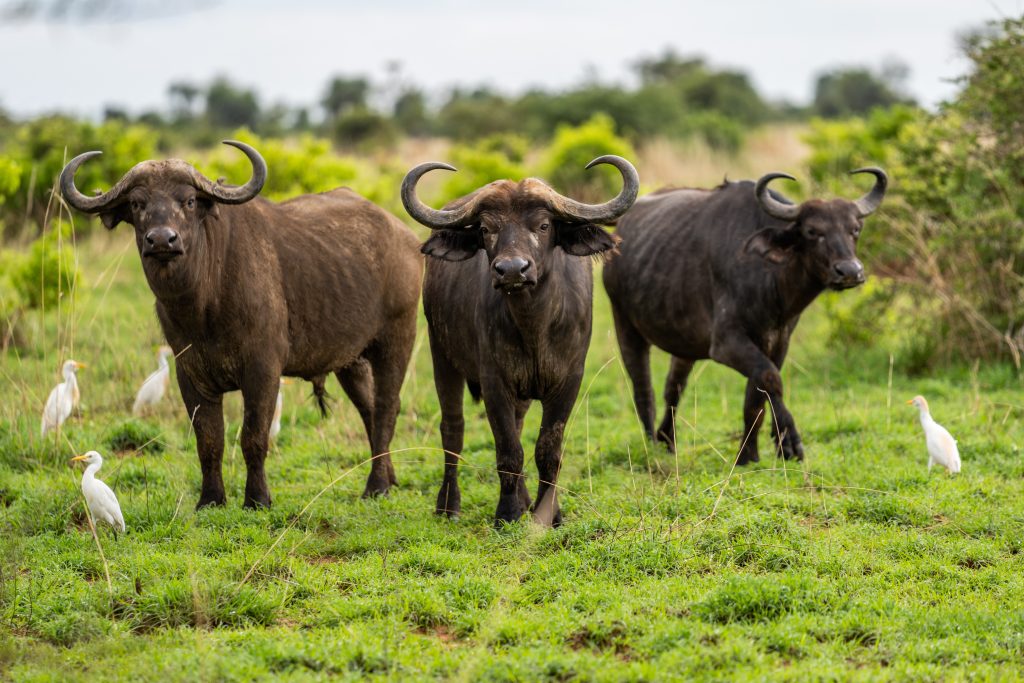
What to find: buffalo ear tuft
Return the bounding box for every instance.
[421,229,482,262]
[744,228,797,264]
[556,222,620,258]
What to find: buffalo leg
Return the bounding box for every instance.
[738,378,767,464]
[430,337,466,518]
[767,340,800,460]
[533,377,582,528]
[362,323,415,497]
[656,357,695,452]
[611,304,656,439]
[337,358,375,452]
[178,368,226,509]
[710,330,803,463]
[239,371,279,508]
[482,378,531,525]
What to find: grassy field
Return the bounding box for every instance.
[2,141,1024,680]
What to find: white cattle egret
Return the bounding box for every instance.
[269,378,292,441]
[908,395,961,474]
[41,360,85,436]
[70,451,125,535]
[132,346,173,415]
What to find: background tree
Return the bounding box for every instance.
[812,63,914,118]
[205,77,260,130]
[321,76,370,120]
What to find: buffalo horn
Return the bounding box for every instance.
[754,172,801,222]
[545,155,640,224]
[849,167,888,217]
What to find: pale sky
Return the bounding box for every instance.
[0,0,1019,118]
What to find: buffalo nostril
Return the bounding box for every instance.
[518,260,530,275]
[145,233,156,246]
[167,232,178,244]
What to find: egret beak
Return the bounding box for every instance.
[70,454,88,462]
[281,378,294,385]
[905,399,914,405]
[75,362,87,370]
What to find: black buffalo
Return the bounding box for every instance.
[603,169,887,464]
[403,156,639,525]
[60,142,423,508]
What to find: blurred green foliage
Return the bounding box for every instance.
[805,17,1024,368]
[540,114,637,202]
[0,224,79,349]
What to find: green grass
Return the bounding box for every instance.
[1,234,1023,681]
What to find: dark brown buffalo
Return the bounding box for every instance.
[603,169,887,464]
[403,156,639,525]
[60,141,422,508]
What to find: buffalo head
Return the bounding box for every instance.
[60,141,266,281]
[750,168,887,290]
[402,156,639,293]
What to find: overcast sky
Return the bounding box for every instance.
[0,0,1019,118]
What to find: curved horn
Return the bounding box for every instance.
[755,172,801,222]
[850,167,887,217]
[547,155,640,224]
[60,151,138,213]
[188,140,266,204]
[401,161,478,230]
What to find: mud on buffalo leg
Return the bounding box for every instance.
[482,378,531,525]
[430,331,466,517]
[611,303,657,439]
[336,357,375,451]
[656,357,696,453]
[362,320,416,498]
[710,329,803,463]
[532,376,582,528]
[178,368,226,509]
[239,370,280,508]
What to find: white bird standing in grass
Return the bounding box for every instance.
[132,345,173,415]
[269,378,292,441]
[70,451,125,535]
[908,395,961,474]
[41,360,85,436]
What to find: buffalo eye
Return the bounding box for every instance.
[130,199,144,213]
[184,197,195,210]
[806,228,824,242]
[537,222,550,233]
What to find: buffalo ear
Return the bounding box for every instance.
[556,222,620,257]
[99,205,131,230]
[744,228,798,264]
[421,229,482,262]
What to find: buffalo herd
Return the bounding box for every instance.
[59,143,886,526]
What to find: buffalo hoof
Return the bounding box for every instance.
[655,428,677,454]
[776,428,804,461]
[362,478,392,498]
[494,497,528,527]
[735,446,760,466]
[195,493,226,510]
[435,483,461,518]
[243,493,272,510]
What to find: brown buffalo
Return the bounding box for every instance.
[60,141,422,508]
[403,156,639,525]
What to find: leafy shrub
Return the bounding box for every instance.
[539,114,636,203]
[2,116,158,234]
[804,18,1024,366]
[433,135,529,206]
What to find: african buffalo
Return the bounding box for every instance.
[603,168,887,464]
[60,141,422,508]
[403,156,639,525]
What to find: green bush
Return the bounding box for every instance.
[2,116,158,233]
[539,114,637,203]
[434,136,529,206]
[804,17,1024,366]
